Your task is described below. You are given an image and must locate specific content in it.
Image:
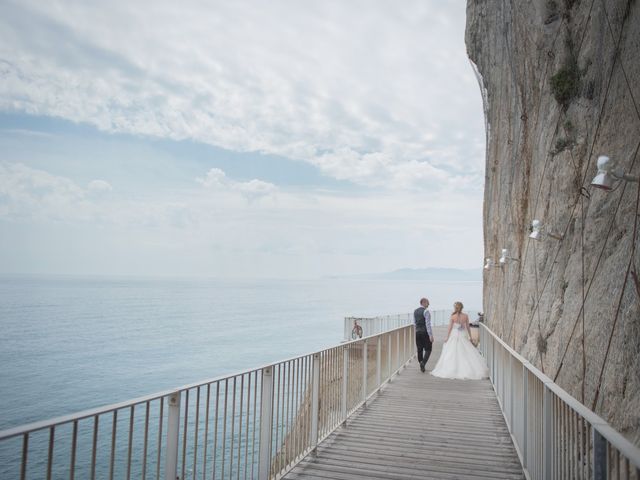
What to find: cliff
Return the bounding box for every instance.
[466,0,640,444]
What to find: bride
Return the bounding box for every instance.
[431,301,489,380]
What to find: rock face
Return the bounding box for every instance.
[466,0,640,445]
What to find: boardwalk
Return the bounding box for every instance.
[285,327,525,480]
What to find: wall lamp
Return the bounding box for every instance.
[529,219,563,241]
[591,155,639,191]
[499,248,519,266]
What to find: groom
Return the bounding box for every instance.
[414,298,433,372]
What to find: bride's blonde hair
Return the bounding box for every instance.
[452,301,464,315]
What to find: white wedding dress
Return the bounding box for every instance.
[431,317,489,380]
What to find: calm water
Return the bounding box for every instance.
[0,275,482,430]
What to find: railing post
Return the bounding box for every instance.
[341,346,349,425]
[258,366,274,480]
[404,327,408,361]
[165,392,180,480]
[310,354,320,453]
[362,339,368,405]
[593,428,607,480]
[522,365,528,469]
[543,385,552,480]
[406,327,410,361]
[387,334,392,382]
[376,336,381,388]
[509,356,514,432]
[396,331,401,373]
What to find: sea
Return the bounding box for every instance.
[0,274,481,478]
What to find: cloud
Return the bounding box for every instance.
[196,168,276,200]
[0,162,89,220]
[0,161,483,276]
[0,0,484,190]
[87,179,112,193]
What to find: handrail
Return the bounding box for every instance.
[0,324,415,480]
[344,309,482,340]
[479,323,640,480]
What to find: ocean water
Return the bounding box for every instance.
[0,274,482,431]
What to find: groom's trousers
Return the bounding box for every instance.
[415,331,432,365]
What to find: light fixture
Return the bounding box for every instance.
[591,155,639,191]
[499,248,519,266]
[484,258,494,270]
[529,219,563,241]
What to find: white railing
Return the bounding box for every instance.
[479,323,640,480]
[344,309,482,340]
[0,325,415,480]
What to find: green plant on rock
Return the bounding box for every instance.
[551,58,580,108]
[553,137,573,155]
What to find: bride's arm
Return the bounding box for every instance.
[465,315,474,343]
[445,317,453,342]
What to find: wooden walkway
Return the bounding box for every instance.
[284,327,525,480]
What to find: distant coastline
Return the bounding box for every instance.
[329,267,482,282]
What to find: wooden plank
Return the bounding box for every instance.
[283,326,525,479]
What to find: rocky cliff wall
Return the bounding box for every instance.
[466,0,640,444]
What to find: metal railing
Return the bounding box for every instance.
[479,323,640,480]
[344,309,482,341]
[0,325,415,480]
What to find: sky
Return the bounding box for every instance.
[0,0,485,278]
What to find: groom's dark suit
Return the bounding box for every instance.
[414,306,433,368]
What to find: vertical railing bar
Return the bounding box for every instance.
[221,379,228,480]
[46,426,55,480]
[230,377,237,479]
[572,409,577,480]
[142,401,150,480]
[362,339,368,404]
[509,356,514,432]
[301,356,307,458]
[593,429,608,480]
[165,393,181,480]
[156,397,164,480]
[341,346,348,424]
[564,401,568,479]
[91,416,99,480]
[251,372,258,479]
[126,405,135,480]
[396,330,400,373]
[376,336,381,390]
[281,362,289,472]
[298,357,305,459]
[387,334,392,382]
[212,382,220,480]
[243,374,251,479]
[522,364,528,470]
[272,364,280,474]
[202,385,211,480]
[69,420,78,480]
[193,386,201,480]
[109,411,117,480]
[295,358,300,460]
[294,358,300,461]
[237,375,245,480]
[580,417,585,480]
[281,361,288,470]
[181,389,190,480]
[286,360,293,469]
[286,362,293,469]
[327,349,332,430]
[258,366,274,480]
[291,358,298,463]
[553,395,562,478]
[20,432,28,480]
[229,377,238,478]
